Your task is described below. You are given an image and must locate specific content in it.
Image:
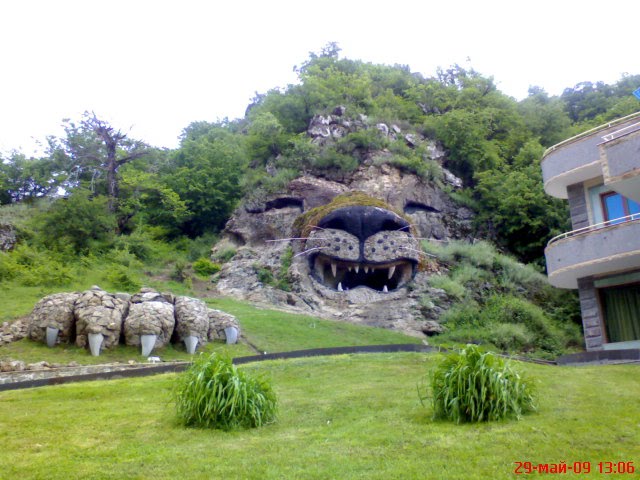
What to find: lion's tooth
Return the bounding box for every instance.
[338,282,343,292]
[364,266,369,274]
[348,266,352,272]
[355,265,359,273]
[388,265,395,279]
[383,285,388,293]
[331,261,337,277]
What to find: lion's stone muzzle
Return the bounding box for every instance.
[304,206,419,292]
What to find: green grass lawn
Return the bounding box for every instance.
[0,353,637,479]
[206,297,422,353]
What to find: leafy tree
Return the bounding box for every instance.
[474,141,569,264]
[0,165,10,205]
[118,164,189,236]
[424,109,502,185]
[245,111,287,165]
[167,122,248,236]
[561,81,617,123]
[518,87,572,147]
[35,190,116,254]
[0,151,67,204]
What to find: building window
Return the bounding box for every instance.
[600,192,640,224]
[600,283,640,342]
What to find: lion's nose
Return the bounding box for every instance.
[316,206,410,240]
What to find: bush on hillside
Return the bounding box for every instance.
[192,257,221,277]
[0,244,73,287]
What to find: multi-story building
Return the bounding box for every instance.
[542,112,640,351]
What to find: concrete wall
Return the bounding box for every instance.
[577,277,604,350]
[541,114,640,195]
[545,219,640,288]
[602,128,640,179]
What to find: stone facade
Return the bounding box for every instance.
[567,183,589,230]
[577,277,604,350]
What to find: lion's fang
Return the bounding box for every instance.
[388,265,395,279]
[331,261,337,277]
[383,285,388,293]
[338,282,343,292]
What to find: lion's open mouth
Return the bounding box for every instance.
[311,254,415,292]
[303,205,421,293]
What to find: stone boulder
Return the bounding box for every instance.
[0,359,26,372]
[207,308,241,343]
[74,287,129,352]
[124,288,175,351]
[174,296,210,351]
[27,293,80,345]
[1,319,28,346]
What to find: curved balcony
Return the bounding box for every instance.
[545,215,640,288]
[599,122,640,203]
[541,112,640,199]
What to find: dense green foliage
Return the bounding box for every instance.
[174,353,277,430]
[422,345,536,423]
[422,241,582,356]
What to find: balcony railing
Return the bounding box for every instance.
[600,121,640,143]
[547,213,640,247]
[543,111,640,157]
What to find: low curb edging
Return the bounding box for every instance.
[2,344,637,392]
[0,344,435,391]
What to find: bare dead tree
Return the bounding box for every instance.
[81,113,149,213]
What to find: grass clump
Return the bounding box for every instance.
[428,274,466,300]
[422,344,536,423]
[174,353,277,430]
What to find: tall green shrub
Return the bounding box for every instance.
[174,354,277,430]
[421,345,536,423]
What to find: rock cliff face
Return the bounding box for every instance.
[211,112,473,338]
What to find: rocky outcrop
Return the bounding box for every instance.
[0,224,16,251]
[20,287,240,356]
[219,165,471,250]
[211,108,474,338]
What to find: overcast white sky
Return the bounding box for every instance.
[1,0,638,155]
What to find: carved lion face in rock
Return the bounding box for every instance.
[294,194,422,301]
[213,164,472,336]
